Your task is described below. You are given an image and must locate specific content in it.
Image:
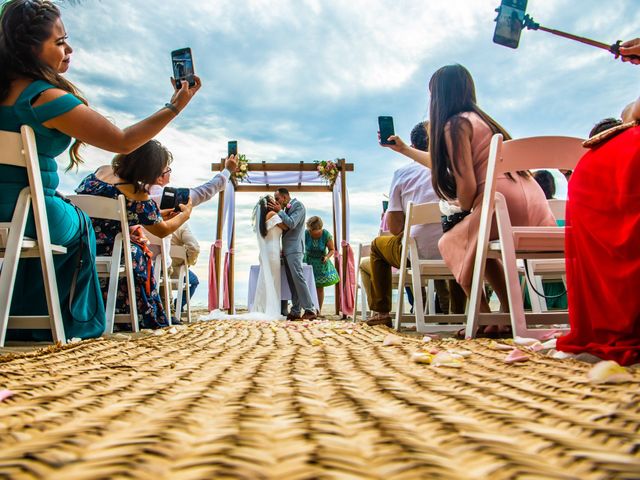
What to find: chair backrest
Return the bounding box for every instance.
[0,126,53,250]
[169,244,188,264]
[67,193,132,251]
[547,199,567,223]
[405,201,442,230]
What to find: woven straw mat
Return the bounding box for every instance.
[0,320,639,480]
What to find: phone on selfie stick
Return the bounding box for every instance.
[492,0,640,61]
[228,140,238,156]
[160,187,190,212]
[171,47,196,89]
[378,116,396,145]
[493,0,527,49]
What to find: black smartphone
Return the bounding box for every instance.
[171,47,196,89]
[493,0,528,49]
[378,116,396,145]
[160,187,190,212]
[228,140,238,156]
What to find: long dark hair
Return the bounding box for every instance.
[428,64,526,201]
[256,195,274,238]
[111,140,173,193]
[0,0,88,170]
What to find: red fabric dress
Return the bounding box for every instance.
[556,126,640,365]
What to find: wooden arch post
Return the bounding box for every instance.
[339,158,348,319]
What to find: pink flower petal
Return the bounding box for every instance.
[505,349,529,363]
[0,389,14,402]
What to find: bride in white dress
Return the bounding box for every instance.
[202,195,287,321]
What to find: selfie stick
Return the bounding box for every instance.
[523,15,638,60]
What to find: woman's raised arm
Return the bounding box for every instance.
[39,77,201,154]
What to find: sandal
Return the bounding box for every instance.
[366,314,393,328]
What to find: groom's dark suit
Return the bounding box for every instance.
[278,198,314,316]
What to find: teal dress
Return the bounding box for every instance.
[304,229,340,288]
[0,80,105,340]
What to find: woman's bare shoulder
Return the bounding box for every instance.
[266,211,277,219]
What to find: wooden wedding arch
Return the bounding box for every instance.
[209,159,355,316]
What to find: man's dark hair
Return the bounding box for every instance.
[589,117,623,138]
[410,121,429,152]
[533,170,556,200]
[276,187,290,196]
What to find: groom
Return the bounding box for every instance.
[269,188,317,320]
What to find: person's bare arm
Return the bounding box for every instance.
[445,121,476,212]
[622,96,640,122]
[324,236,336,263]
[37,78,201,154]
[380,134,432,169]
[144,199,192,238]
[386,211,405,236]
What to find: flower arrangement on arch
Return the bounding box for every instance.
[315,159,339,184]
[232,154,250,183]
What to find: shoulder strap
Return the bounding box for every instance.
[17,80,55,104]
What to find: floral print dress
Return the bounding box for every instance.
[76,173,169,329]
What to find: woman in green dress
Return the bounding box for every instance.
[304,216,339,312]
[0,0,201,340]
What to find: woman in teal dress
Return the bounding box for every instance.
[0,0,201,340]
[304,216,339,312]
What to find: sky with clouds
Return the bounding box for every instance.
[46,0,639,308]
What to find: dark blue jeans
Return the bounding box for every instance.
[176,270,199,312]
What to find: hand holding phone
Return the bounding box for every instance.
[378,116,396,145]
[160,187,191,212]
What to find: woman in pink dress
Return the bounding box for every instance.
[383,64,554,329]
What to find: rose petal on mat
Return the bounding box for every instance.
[382,334,403,346]
[432,352,463,367]
[311,339,324,346]
[448,349,472,358]
[68,337,82,344]
[514,336,539,346]
[421,336,432,343]
[153,329,166,336]
[541,339,557,350]
[0,390,14,402]
[488,340,514,351]
[168,327,178,334]
[505,349,529,363]
[525,341,544,352]
[540,330,562,341]
[587,361,633,384]
[551,350,576,360]
[412,352,433,364]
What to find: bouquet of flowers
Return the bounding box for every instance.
[315,159,339,184]
[233,154,250,183]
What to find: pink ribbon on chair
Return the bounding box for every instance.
[336,240,356,317]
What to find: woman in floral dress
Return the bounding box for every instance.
[76,140,192,329]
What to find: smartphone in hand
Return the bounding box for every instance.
[160,187,190,212]
[228,140,238,156]
[171,47,196,89]
[493,0,528,49]
[378,116,396,145]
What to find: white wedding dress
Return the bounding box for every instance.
[201,213,284,321]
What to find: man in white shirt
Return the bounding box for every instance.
[148,155,237,320]
[362,122,463,327]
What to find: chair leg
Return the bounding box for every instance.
[185,267,192,323]
[175,266,185,320]
[360,283,368,322]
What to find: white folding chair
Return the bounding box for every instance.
[394,201,465,332]
[0,126,67,346]
[67,194,139,334]
[354,242,371,322]
[169,244,192,323]
[466,135,585,339]
[144,229,173,324]
[522,199,568,313]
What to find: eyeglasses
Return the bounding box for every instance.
[162,167,172,176]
